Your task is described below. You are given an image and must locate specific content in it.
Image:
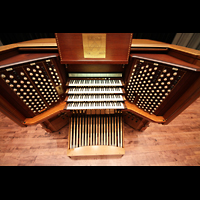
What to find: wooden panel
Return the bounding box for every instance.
[0,94,26,127]
[193,59,200,67]
[169,44,200,56]
[55,33,133,64]
[66,64,124,73]
[130,48,168,52]
[0,43,18,53]
[17,38,57,48]
[24,102,67,126]
[0,53,59,68]
[168,49,196,64]
[45,113,69,132]
[130,53,200,71]
[124,101,165,123]
[123,111,149,131]
[163,75,200,124]
[0,47,19,62]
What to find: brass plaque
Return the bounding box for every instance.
[56,85,64,95]
[82,33,106,58]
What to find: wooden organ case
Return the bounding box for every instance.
[0,34,200,158]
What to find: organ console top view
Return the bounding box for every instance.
[1,33,200,158]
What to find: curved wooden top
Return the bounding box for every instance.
[131,39,170,48]
[1,37,200,59]
[0,38,57,53]
[17,38,200,56]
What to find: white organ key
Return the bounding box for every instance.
[68,87,123,94]
[67,94,124,102]
[69,79,122,86]
[67,102,124,110]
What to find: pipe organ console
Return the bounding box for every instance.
[1,33,200,158]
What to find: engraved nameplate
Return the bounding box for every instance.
[82,33,106,58]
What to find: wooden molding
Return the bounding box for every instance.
[67,145,125,157]
[124,101,165,123]
[24,102,68,126]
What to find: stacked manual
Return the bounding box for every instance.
[65,79,125,110]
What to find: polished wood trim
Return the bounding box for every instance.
[17,38,57,48]
[0,53,59,68]
[169,44,200,56]
[130,53,200,71]
[18,48,58,51]
[67,145,125,157]
[131,48,168,52]
[0,44,18,53]
[0,39,57,53]
[24,102,67,126]
[124,101,165,123]
[131,39,170,48]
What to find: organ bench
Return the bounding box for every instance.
[0,34,200,158]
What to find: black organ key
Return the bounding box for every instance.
[105,80,109,84]
[109,80,113,84]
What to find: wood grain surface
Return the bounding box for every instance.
[55,33,133,64]
[0,97,200,166]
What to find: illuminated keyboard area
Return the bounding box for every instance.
[65,79,125,111]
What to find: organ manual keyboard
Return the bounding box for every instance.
[1,34,200,158]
